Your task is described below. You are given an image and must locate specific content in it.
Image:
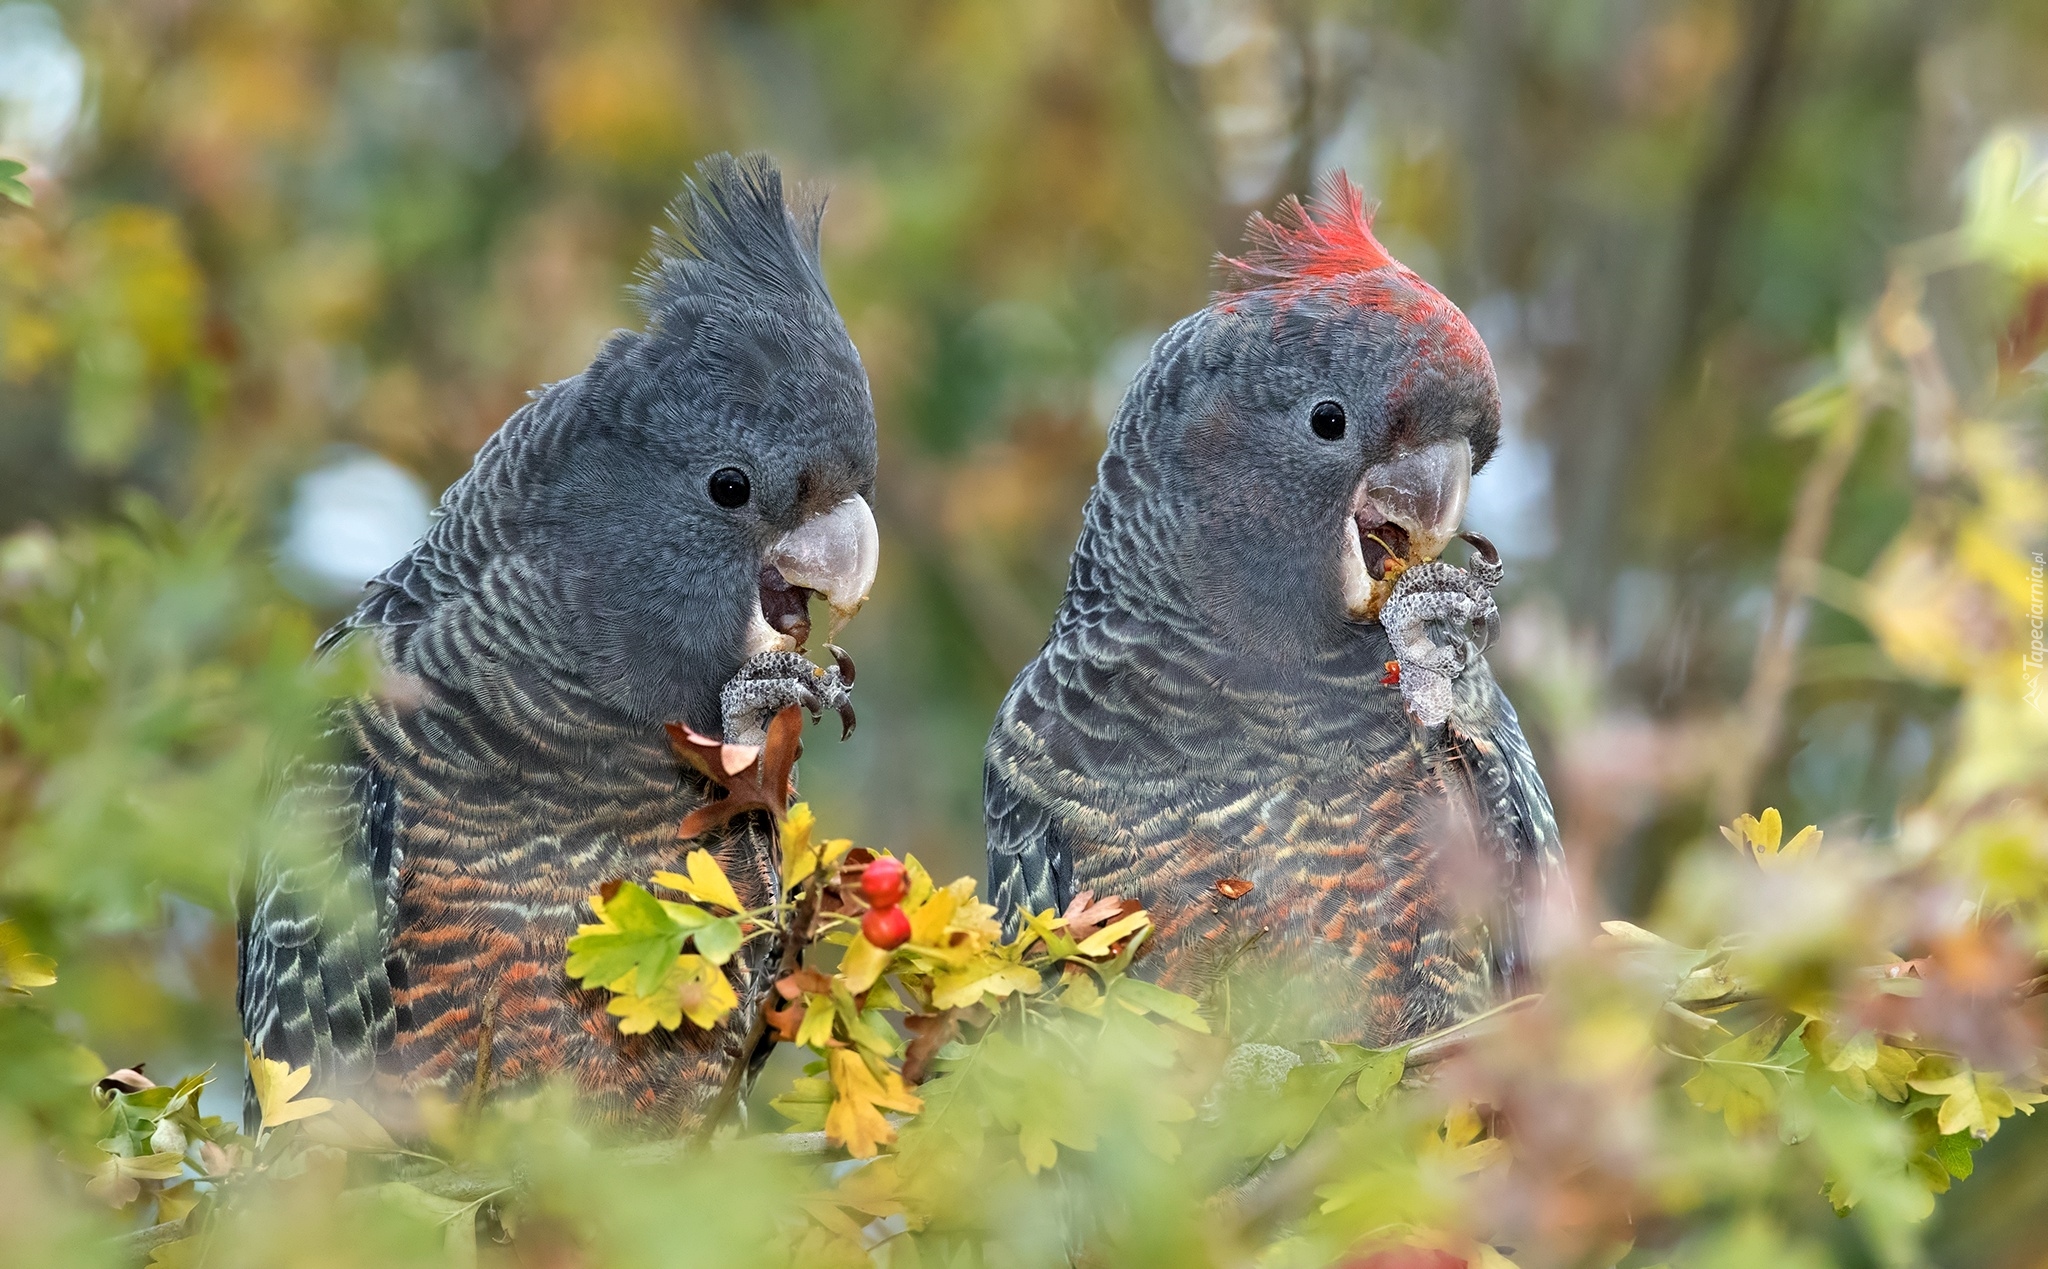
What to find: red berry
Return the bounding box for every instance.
[860,857,908,907]
[862,904,911,950]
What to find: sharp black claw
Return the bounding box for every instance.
[828,643,856,686]
[1458,529,1498,564]
[836,698,857,741]
[1458,531,1503,587]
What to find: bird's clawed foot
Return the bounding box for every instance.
[719,646,857,746]
[1380,533,1503,731]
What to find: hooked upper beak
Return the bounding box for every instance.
[1360,437,1472,563]
[748,495,880,654]
[1339,438,1472,620]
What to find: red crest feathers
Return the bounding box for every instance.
[1219,172,1398,300]
[1213,171,1494,381]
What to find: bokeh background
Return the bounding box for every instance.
[3,0,2048,1260]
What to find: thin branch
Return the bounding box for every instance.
[114,1220,190,1258]
[1715,376,1873,821]
[1563,0,1803,610]
[1405,992,1543,1067]
[1673,0,1801,359]
[690,823,828,1144]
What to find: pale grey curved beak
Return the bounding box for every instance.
[1356,438,1471,563]
[767,495,880,635]
[1340,438,1474,621]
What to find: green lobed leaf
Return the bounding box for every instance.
[0,158,31,208]
[1109,976,1210,1033]
[563,883,688,996]
[1353,1046,1408,1111]
[690,915,743,966]
[1270,1057,1362,1153]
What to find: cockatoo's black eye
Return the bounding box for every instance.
[708,467,751,508]
[1310,400,1347,441]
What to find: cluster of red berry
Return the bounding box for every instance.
[858,856,911,950]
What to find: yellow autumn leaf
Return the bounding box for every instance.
[839,933,892,994]
[824,1049,923,1159]
[900,854,936,910]
[1018,1124,1059,1173]
[1594,919,1673,950]
[1684,1062,1775,1135]
[674,954,739,1030]
[605,954,737,1033]
[782,800,816,853]
[1428,1102,1506,1174]
[1910,1066,2047,1140]
[0,919,57,993]
[1684,1013,1798,1134]
[932,956,1045,1010]
[1721,808,1822,872]
[1076,909,1152,957]
[86,1150,188,1207]
[1019,906,1077,956]
[905,885,959,947]
[146,1236,204,1269]
[652,849,745,913]
[1867,1044,1921,1102]
[1056,968,1104,1015]
[947,893,1004,944]
[246,1045,335,1128]
[156,1180,202,1226]
[796,994,838,1049]
[604,970,680,1034]
[779,803,853,889]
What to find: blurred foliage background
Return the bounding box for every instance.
[3,0,2048,1264]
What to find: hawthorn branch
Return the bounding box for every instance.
[1403,992,1542,1068]
[1715,251,1974,821]
[115,1220,189,1258]
[689,826,831,1145]
[1714,386,1872,821]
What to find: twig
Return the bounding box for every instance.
[114,1220,189,1258]
[1715,365,1874,821]
[1673,0,1801,360]
[1404,992,1542,1067]
[1563,0,1803,609]
[690,824,828,1144]
[461,983,499,1126]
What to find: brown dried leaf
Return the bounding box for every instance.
[902,1011,960,1086]
[96,1067,155,1098]
[668,707,803,838]
[765,1000,805,1044]
[777,968,833,1000]
[1061,891,1128,939]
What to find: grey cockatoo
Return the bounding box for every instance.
[239,152,880,1130]
[984,175,1567,1045]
